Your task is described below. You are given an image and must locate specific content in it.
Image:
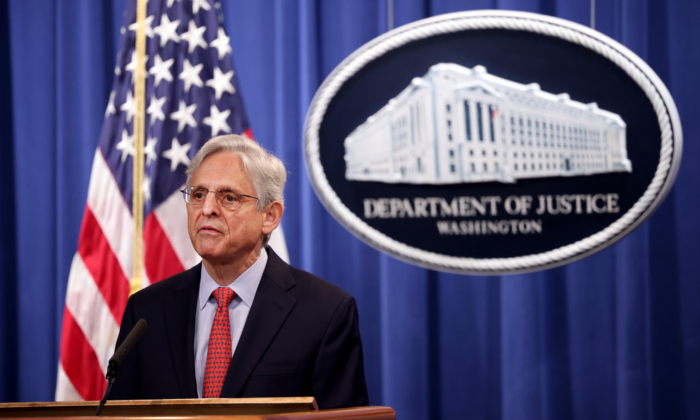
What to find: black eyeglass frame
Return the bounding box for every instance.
[180,187,259,210]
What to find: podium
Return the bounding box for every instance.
[0,398,395,419]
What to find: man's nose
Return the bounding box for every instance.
[201,191,220,215]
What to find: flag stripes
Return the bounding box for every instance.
[153,189,201,269]
[64,254,120,370]
[58,310,108,400]
[77,208,130,324]
[144,212,186,283]
[86,150,134,280]
[59,152,132,401]
[56,366,82,402]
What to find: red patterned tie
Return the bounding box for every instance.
[203,287,236,398]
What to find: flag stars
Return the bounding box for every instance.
[125,51,149,84]
[167,0,181,7]
[143,175,152,201]
[153,14,181,47]
[181,21,207,53]
[192,0,211,14]
[209,28,232,60]
[105,91,117,117]
[203,105,231,136]
[128,15,155,38]
[179,59,204,93]
[149,54,174,87]
[116,130,135,162]
[163,138,192,171]
[147,94,167,125]
[145,137,158,165]
[170,100,198,132]
[116,51,122,69]
[126,51,137,75]
[120,91,136,122]
[206,68,235,100]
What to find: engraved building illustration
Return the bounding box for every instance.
[344,63,632,184]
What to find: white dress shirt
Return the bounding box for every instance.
[193,248,267,398]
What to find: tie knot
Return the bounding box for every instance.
[212,287,235,308]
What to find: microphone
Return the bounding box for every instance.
[96,319,147,416]
[107,318,147,379]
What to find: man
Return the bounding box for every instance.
[110,135,369,409]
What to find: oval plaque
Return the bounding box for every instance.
[303,10,682,274]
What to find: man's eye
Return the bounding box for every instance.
[223,194,237,202]
[193,192,205,199]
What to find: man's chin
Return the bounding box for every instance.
[194,244,224,261]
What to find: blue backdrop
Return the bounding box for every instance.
[2,0,699,419]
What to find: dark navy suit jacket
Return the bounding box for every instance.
[110,248,369,409]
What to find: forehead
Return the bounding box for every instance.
[190,152,252,190]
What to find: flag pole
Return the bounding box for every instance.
[131,0,147,295]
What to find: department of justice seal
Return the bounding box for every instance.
[303,10,682,275]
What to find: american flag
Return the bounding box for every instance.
[55,0,286,401]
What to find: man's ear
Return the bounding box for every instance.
[261,201,284,235]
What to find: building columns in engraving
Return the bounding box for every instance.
[344,63,631,185]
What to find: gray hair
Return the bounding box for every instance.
[185,134,286,245]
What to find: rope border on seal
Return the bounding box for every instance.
[303,11,682,274]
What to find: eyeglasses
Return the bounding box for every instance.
[181,187,258,210]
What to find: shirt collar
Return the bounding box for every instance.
[198,248,268,310]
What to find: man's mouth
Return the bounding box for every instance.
[199,225,221,233]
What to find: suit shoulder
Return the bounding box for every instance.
[287,264,353,304]
[129,263,201,303]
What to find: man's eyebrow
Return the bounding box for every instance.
[190,185,239,192]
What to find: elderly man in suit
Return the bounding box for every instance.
[110,135,369,409]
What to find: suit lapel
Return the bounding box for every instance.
[162,264,201,398]
[220,248,297,397]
